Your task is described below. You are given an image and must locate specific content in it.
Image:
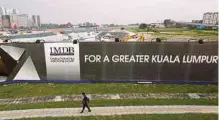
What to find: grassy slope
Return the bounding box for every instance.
[151,30,218,40]
[128,28,189,33]
[0,84,217,99]
[0,99,217,111]
[128,28,218,40]
[20,114,218,120]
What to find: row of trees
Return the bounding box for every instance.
[139,23,148,29]
[139,19,172,29]
[78,22,97,27]
[138,23,159,32]
[41,23,60,29]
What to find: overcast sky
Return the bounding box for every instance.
[1,0,218,24]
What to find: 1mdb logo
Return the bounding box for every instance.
[50,47,74,56]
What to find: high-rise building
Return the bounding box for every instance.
[9,14,19,29]
[0,7,6,16]
[0,7,19,15]
[192,20,203,24]
[0,7,5,29]
[12,8,19,14]
[0,7,42,29]
[17,14,29,28]
[203,12,218,25]
[32,15,37,27]
[2,15,11,28]
[37,15,41,27]
[32,15,41,27]
[32,15,36,25]
[28,18,33,28]
[5,8,19,15]
[5,8,11,15]
[0,19,2,29]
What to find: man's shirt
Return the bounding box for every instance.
[82,96,89,104]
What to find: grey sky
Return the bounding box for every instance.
[1,0,218,24]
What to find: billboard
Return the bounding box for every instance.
[79,42,218,82]
[44,43,80,80]
[0,42,218,84]
[0,44,42,81]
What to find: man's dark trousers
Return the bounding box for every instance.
[81,103,91,112]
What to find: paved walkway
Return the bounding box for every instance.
[0,93,217,105]
[0,105,217,119]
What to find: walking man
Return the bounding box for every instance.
[80,92,91,113]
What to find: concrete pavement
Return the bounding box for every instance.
[0,105,217,119]
[0,93,216,105]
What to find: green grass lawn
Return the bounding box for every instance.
[151,30,218,37]
[19,114,218,120]
[151,30,218,40]
[150,33,218,41]
[128,28,218,40]
[0,99,217,111]
[128,28,218,33]
[0,83,217,99]
[128,28,189,33]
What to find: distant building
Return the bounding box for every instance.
[79,22,97,28]
[0,19,2,29]
[1,14,29,29]
[0,7,6,16]
[59,22,73,28]
[0,7,19,15]
[32,15,41,27]
[5,8,10,15]
[37,15,41,27]
[0,7,43,29]
[0,7,19,29]
[202,12,218,25]
[5,8,19,15]
[163,19,176,28]
[9,14,19,29]
[32,15,36,26]
[2,15,11,28]
[72,25,79,28]
[5,8,12,15]
[11,8,19,14]
[149,23,165,28]
[17,14,29,28]
[192,20,203,24]
[28,18,33,28]
[163,18,217,29]
[0,7,4,29]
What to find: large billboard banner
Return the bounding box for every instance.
[79,42,218,82]
[0,44,42,82]
[44,43,80,80]
[0,42,218,84]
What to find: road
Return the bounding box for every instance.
[0,105,217,119]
